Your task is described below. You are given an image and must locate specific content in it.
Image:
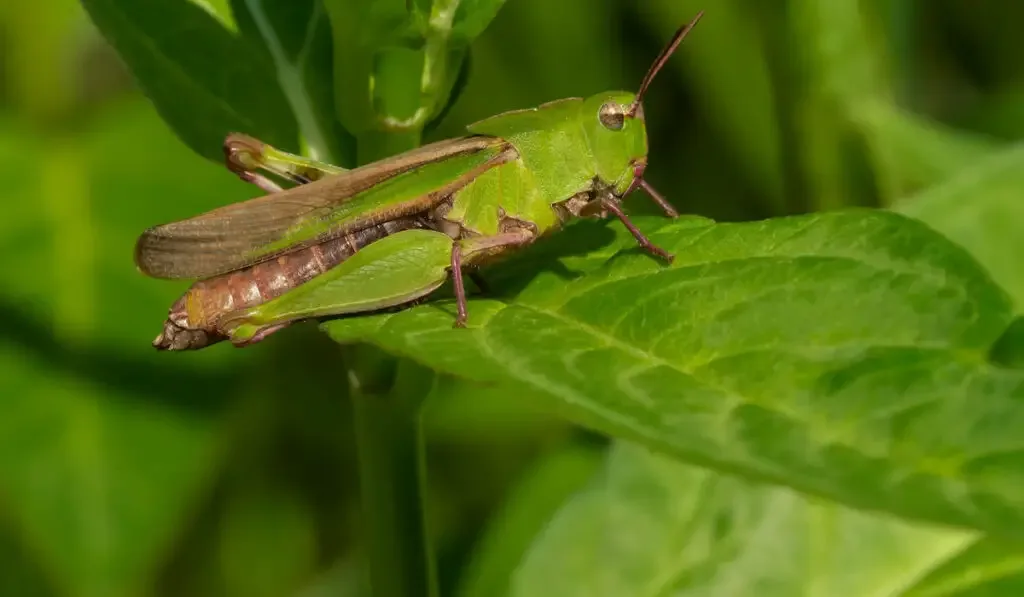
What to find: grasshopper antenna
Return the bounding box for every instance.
[627,11,704,117]
[624,11,704,218]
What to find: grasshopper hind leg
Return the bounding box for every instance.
[223,133,347,193]
[452,229,536,327]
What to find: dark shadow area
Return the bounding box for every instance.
[475,218,620,298]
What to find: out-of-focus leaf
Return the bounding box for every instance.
[895,144,1024,310]
[423,377,561,442]
[901,536,1024,597]
[450,0,508,42]
[433,0,618,135]
[293,558,362,597]
[854,101,999,201]
[990,318,1024,371]
[775,0,893,210]
[639,0,783,211]
[326,210,1024,537]
[81,0,299,161]
[940,1,1024,84]
[958,86,1024,142]
[512,443,978,597]
[0,522,56,597]
[0,104,255,597]
[228,0,353,165]
[4,0,82,124]
[322,0,505,162]
[0,341,224,597]
[218,481,317,597]
[457,444,603,597]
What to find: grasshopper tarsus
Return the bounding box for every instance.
[643,244,674,263]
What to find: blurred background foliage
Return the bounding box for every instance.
[1,1,1023,596]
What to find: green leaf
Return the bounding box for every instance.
[900,536,1024,597]
[325,210,1024,537]
[990,318,1024,371]
[853,101,999,202]
[228,0,354,165]
[511,443,980,597]
[450,0,508,42]
[641,0,783,209]
[747,0,893,211]
[457,444,603,597]
[0,104,251,597]
[218,481,317,597]
[0,355,221,597]
[322,0,506,162]
[895,144,1024,310]
[81,0,299,161]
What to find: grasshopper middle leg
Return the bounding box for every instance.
[451,229,536,327]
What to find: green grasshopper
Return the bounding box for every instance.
[136,12,704,350]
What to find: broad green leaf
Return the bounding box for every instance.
[81,0,299,161]
[326,210,1024,537]
[895,144,1024,310]
[228,0,353,165]
[512,443,978,597]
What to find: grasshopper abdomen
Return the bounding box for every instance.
[153,218,422,350]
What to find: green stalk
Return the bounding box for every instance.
[346,347,438,597]
[346,112,434,597]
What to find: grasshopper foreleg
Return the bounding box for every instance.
[601,198,675,263]
[636,179,679,218]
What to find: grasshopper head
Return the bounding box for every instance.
[582,12,704,206]
[581,91,648,197]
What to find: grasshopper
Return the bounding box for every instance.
[136,12,704,350]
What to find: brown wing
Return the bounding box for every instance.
[135,136,507,279]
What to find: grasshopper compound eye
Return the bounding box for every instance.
[598,102,626,130]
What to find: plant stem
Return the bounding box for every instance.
[347,347,438,597]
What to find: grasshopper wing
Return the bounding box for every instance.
[135,136,512,279]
